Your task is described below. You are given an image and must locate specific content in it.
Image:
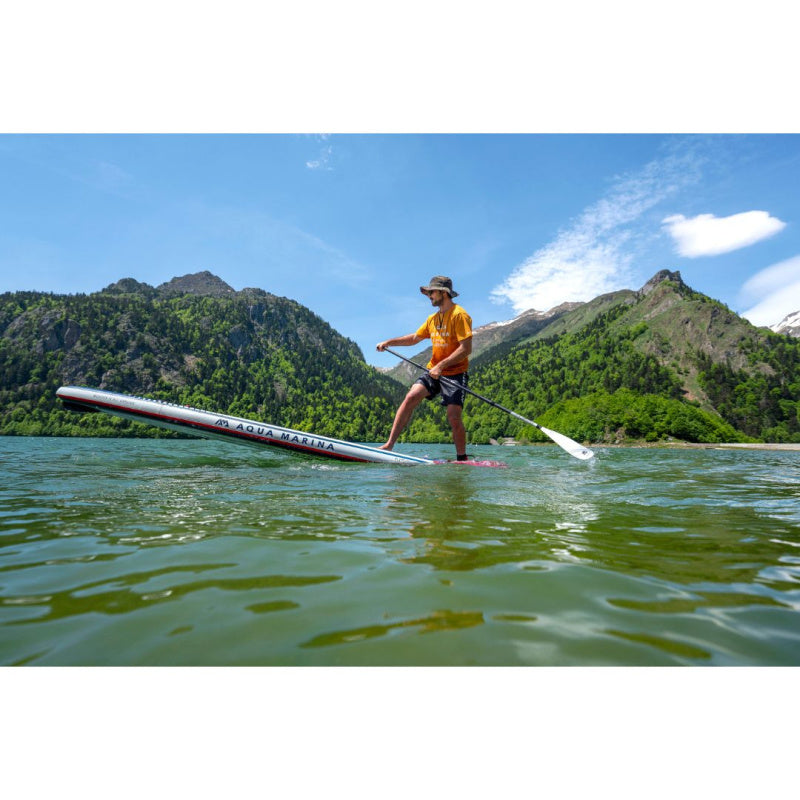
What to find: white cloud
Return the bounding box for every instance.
[739,255,800,328]
[306,139,333,170]
[491,149,701,314]
[662,210,785,257]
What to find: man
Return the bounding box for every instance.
[376,276,473,460]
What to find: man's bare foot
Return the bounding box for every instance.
[378,443,394,451]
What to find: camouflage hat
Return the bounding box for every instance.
[420,275,459,298]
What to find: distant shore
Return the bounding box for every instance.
[660,442,800,451]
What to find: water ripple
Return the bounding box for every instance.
[1,438,799,665]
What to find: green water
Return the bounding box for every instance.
[1,437,798,665]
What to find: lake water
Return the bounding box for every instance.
[1,437,799,666]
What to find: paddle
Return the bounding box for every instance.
[383,347,595,461]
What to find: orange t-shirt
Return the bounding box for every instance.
[415,304,473,376]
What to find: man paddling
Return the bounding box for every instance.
[376,276,473,460]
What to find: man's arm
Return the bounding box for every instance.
[376,333,425,352]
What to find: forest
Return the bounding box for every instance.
[2,272,799,445]
[0,284,404,441]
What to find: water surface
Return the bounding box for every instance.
[1,438,798,665]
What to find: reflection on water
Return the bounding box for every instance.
[4,564,341,626]
[301,609,485,649]
[1,438,799,665]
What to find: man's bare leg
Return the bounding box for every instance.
[447,403,467,457]
[379,384,428,450]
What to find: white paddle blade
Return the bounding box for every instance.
[539,426,595,460]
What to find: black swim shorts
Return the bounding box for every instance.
[416,372,469,407]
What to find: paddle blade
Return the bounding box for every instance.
[539,426,595,460]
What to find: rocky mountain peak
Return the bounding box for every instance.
[773,310,800,338]
[156,271,236,297]
[102,277,156,295]
[638,270,685,297]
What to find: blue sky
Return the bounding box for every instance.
[2,134,799,366]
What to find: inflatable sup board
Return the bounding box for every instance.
[56,386,434,465]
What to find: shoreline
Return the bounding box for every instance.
[627,442,800,451]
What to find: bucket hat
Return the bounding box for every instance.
[420,275,459,298]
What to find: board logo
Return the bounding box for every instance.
[213,418,334,451]
[280,432,335,451]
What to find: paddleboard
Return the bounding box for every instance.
[56,386,434,465]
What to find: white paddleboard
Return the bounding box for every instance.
[56,386,434,465]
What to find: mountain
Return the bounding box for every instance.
[0,273,405,440]
[2,269,799,445]
[440,270,800,444]
[773,311,800,338]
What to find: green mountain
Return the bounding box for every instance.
[0,272,405,440]
[449,271,800,444]
[2,269,798,446]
